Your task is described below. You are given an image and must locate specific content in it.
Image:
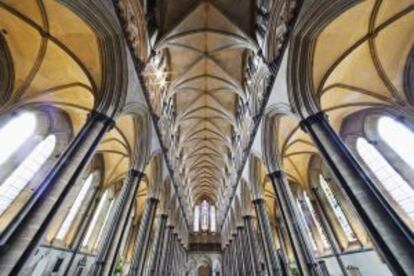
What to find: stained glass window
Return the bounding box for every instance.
[201,200,209,231]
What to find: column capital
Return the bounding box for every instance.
[88,110,115,129]
[128,169,144,178]
[148,197,159,204]
[252,198,265,205]
[299,111,327,132]
[267,170,286,179]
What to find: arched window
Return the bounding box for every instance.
[82,190,109,247]
[210,205,216,232]
[194,205,200,232]
[377,117,414,169]
[201,200,210,231]
[356,137,414,222]
[56,173,94,241]
[94,197,114,250]
[0,135,56,215]
[0,112,37,165]
[296,198,318,251]
[302,193,329,250]
[319,174,356,242]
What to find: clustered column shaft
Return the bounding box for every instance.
[269,171,322,276]
[253,198,282,276]
[130,197,159,276]
[90,169,144,276]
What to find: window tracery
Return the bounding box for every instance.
[193,200,217,233]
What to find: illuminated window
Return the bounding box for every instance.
[82,190,109,248]
[296,198,318,251]
[378,117,414,169]
[303,193,330,249]
[56,174,94,240]
[0,113,37,165]
[0,135,56,215]
[357,137,414,221]
[210,205,216,232]
[201,200,209,231]
[193,205,200,232]
[93,198,114,250]
[319,175,356,242]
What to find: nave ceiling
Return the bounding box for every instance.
[141,0,265,218]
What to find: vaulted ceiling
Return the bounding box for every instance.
[145,0,257,208]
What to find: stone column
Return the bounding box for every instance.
[164,227,175,274]
[90,169,144,276]
[171,234,179,275]
[240,227,252,274]
[253,198,282,276]
[130,197,159,276]
[4,111,114,275]
[230,239,238,276]
[149,214,168,274]
[159,226,173,275]
[244,216,261,276]
[300,112,414,274]
[269,170,322,276]
[222,246,229,276]
[236,227,247,275]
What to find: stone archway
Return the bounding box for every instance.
[198,264,212,276]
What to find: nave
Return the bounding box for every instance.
[0,0,413,275]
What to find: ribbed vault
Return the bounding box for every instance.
[145,1,255,208]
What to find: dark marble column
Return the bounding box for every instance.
[222,246,229,276]
[240,227,252,274]
[269,170,323,276]
[164,228,175,275]
[300,112,414,274]
[253,198,282,276]
[130,197,159,276]
[232,238,240,276]
[159,226,173,275]
[244,215,261,276]
[236,228,247,275]
[90,169,144,275]
[149,214,168,275]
